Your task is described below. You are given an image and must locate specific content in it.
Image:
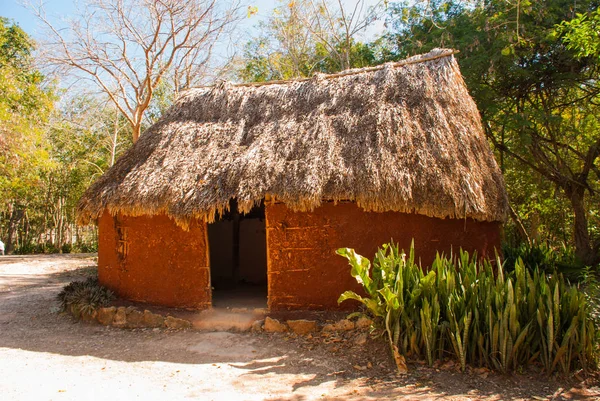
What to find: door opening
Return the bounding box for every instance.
[208,199,267,309]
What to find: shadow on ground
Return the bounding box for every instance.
[0,255,596,400]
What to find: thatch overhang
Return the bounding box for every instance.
[77,49,508,227]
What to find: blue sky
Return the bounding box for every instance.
[2,0,385,41]
[3,1,72,35]
[2,0,276,37]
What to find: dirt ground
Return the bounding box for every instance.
[0,254,598,401]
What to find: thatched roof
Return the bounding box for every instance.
[77,49,508,227]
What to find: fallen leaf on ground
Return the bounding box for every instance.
[393,346,408,374]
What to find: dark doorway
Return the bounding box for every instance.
[207,199,267,309]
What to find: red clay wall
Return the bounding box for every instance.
[97,211,211,308]
[266,202,502,310]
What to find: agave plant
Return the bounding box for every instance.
[57,277,115,318]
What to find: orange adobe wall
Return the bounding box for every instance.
[265,202,502,310]
[97,211,211,309]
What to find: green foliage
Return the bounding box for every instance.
[383,0,600,264]
[580,266,600,328]
[558,9,600,61]
[14,240,97,255]
[1,90,128,254]
[57,277,114,318]
[239,31,378,82]
[0,18,56,254]
[338,243,423,372]
[501,241,593,283]
[237,0,380,82]
[70,241,98,254]
[338,242,599,374]
[0,18,134,255]
[0,18,55,204]
[14,241,59,255]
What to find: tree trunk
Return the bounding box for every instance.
[6,205,24,254]
[132,123,142,143]
[23,210,30,247]
[110,109,119,166]
[566,185,598,265]
[508,204,531,246]
[57,196,64,250]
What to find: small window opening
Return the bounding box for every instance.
[116,225,129,260]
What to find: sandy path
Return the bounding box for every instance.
[0,254,597,400]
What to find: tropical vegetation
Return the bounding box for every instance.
[338,242,599,374]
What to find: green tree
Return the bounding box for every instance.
[238,0,382,82]
[38,95,133,250]
[384,0,600,265]
[0,19,123,253]
[0,17,55,253]
[558,8,600,61]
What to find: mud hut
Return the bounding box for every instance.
[77,49,508,310]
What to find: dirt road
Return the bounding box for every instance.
[0,254,597,400]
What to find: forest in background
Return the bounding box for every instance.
[1,0,599,271]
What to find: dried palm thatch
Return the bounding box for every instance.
[77,49,508,227]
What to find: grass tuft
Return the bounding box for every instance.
[57,277,114,318]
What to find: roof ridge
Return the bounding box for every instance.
[189,48,459,93]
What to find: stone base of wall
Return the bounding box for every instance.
[80,306,192,330]
[70,305,373,336]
